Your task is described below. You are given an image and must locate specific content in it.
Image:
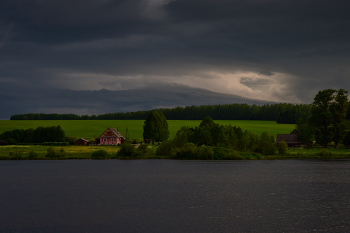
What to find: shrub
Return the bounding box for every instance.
[316,149,333,157]
[223,150,240,160]
[255,132,276,156]
[46,147,57,158]
[9,151,23,159]
[91,149,108,159]
[196,145,214,159]
[173,143,197,159]
[277,140,288,154]
[213,147,241,160]
[116,143,138,157]
[28,151,39,159]
[65,137,78,145]
[58,148,66,157]
[136,144,152,155]
[45,147,66,158]
[156,140,175,156]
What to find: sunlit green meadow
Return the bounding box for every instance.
[0,119,300,160]
[0,120,295,140]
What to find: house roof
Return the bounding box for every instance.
[77,138,89,142]
[99,127,125,139]
[276,134,302,144]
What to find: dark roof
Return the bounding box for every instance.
[100,127,125,139]
[276,134,302,144]
[77,138,89,142]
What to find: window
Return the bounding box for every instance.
[103,138,107,142]
[111,138,114,142]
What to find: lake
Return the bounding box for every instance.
[1,159,350,232]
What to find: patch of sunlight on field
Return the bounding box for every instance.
[0,119,295,140]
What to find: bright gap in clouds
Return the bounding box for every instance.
[48,70,302,103]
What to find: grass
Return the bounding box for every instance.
[1,143,349,161]
[276,147,350,159]
[0,144,167,160]
[0,120,295,140]
[0,145,121,159]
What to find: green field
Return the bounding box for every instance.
[0,120,295,140]
[2,120,350,161]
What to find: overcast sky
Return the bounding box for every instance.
[1,0,350,119]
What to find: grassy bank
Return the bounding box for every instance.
[1,144,349,160]
[0,145,166,160]
[0,120,295,140]
[0,145,116,160]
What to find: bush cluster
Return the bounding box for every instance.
[171,143,215,160]
[116,143,153,157]
[91,149,108,159]
[316,149,334,157]
[46,147,66,158]
[156,117,277,159]
[277,140,288,154]
[28,151,39,159]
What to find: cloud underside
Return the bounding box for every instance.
[0,83,273,119]
[1,0,350,117]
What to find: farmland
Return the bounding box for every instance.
[1,120,350,160]
[0,120,295,140]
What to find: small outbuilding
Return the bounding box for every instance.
[76,138,89,146]
[276,134,302,147]
[99,127,125,145]
[143,139,152,144]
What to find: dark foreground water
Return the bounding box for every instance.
[1,160,350,233]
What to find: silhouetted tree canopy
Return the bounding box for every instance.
[0,125,66,144]
[10,103,318,124]
[143,111,169,142]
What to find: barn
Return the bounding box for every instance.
[76,138,89,146]
[276,134,302,147]
[99,127,125,145]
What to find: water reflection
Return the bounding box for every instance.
[1,159,350,232]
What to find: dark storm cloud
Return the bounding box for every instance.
[0,83,271,119]
[1,0,350,117]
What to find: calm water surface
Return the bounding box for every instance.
[1,159,350,233]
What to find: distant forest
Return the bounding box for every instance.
[10,103,325,124]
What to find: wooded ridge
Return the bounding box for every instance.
[10,103,323,124]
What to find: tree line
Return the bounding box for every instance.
[0,125,66,144]
[10,103,316,124]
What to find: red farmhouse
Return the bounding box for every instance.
[99,127,125,145]
[76,138,89,145]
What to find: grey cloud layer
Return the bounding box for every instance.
[1,0,350,118]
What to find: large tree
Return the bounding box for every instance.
[295,117,314,148]
[309,89,336,148]
[143,111,169,142]
[330,89,349,148]
[309,89,349,148]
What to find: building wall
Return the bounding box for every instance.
[99,137,122,145]
[76,139,88,145]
